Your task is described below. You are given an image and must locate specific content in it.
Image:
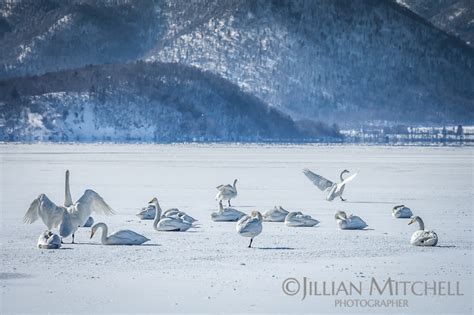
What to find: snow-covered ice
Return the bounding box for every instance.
[0,143,472,313]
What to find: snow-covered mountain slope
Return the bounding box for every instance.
[1,0,473,128]
[0,62,340,142]
[397,0,473,47]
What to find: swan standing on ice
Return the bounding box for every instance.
[216,179,238,206]
[334,211,367,230]
[236,211,263,248]
[408,216,438,246]
[392,205,413,218]
[262,206,289,222]
[285,211,319,227]
[37,230,61,249]
[24,170,115,243]
[151,198,193,232]
[90,222,150,245]
[303,169,358,201]
[136,199,158,220]
[211,200,246,222]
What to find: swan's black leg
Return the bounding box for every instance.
[61,237,64,244]
[248,238,253,248]
[228,200,231,207]
[340,196,346,202]
[72,234,75,244]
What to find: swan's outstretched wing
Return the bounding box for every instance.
[76,189,115,215]
[24,194,64,227]
[302,169,334,191]
[341,171,358,185]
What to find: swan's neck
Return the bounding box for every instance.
[415,217,425,230]
[96,223,108,244]
[152,201,163,231]
[340,170,349,182]
[64,171,73,207]
[233,180,237,190]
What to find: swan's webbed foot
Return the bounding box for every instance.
[340,196,346,202]
[248,238,253,248]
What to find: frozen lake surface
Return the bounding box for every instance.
[1,144,472,314]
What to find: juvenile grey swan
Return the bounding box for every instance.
[303,169,358,201]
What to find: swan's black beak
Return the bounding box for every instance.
[90,231,95,239]
[408,220,413,225]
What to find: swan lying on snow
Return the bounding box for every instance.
[90,222,150,245]
[211,200,246,222]
[151,198,193,232]
[392,205,413,218]
[334,211,367,230]
[262,206,289,222]
[24,170,114,243]
[136,199,157,220]
[37,230,61,249]
[215,179,238,206]
[408,216,438,246]
[303,169,358,201]
[163,208,197,223]
[236,211,263,248]
[285,211,319,227]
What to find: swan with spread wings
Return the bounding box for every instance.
[303,169,358,201]
[23,170,115,243]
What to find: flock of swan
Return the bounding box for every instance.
[28,168,438,249]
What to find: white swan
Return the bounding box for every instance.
[303,169,358,201]
[285,211,319,227]
[408,216,438,246]
[136,200,157,220]
[24,170,114,243]
[211,200,246,222]
[37,230,61,249]
[392,205,413,218]
[236,211,263,248]
[162,208,197,223]
[335,211,367,230]
[90,222,150,245]
[82,216,94,227]
[151,198,192,232]
[262,206,289,222]
[215,179,238,206]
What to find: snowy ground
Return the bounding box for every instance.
[0,143,472,314]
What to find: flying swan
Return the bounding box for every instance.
[90,222,150,245]
[392,205,413,218]
[211,200,246,222]
[236,211,263,248]
[334,211,367,230]
[23,170,115,243]
[37,230,61,249]
[262,206,289,222]
[408,216,438,246]
[303,169,358,201]
[285,211,320,227]
[215,179,238,206]
[150,198,193,232]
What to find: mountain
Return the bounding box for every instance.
[396,0,473,47]
[0,62,340,142]
[1,0,473,134]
